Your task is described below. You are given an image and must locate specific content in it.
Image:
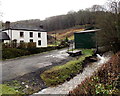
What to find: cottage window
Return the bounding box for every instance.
[38,33,41,38]
[20,32,24,37]
[20,40,24,43]
[30,32,33,37]
[30,39,33,42]
[38,40,41,45]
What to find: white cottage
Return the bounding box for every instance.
[1,28,47,47]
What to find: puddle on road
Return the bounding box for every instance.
[59,50,68,54]
[45,50,69,59]
[36,62,52,68]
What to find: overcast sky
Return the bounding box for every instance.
[1,0,108,22]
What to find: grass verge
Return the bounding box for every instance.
[40,49,93,86]
[0,84,23,96]
[1,79,37,95]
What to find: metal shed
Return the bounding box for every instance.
[74,29,100,49]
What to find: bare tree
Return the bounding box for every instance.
[90,5,105,12]
[96,0,120,53]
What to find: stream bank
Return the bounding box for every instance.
[31,54,110,95]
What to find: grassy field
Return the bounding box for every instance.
[41,49,94,86]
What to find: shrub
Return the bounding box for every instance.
[2,43,11,48]
[17,42,28,49]
[23,46,55,54]
[2,48,30,59]
[27,42,36,48]
[11,39,17,48]
[2,46,56,59]
[57,40,69,49]
[69,52,120,95]
[2,43,68,60]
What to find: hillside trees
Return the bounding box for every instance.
[96,0,120,53]
[10,19,42,29]
[42,10,96,31]
[8,8,97,31]
[43,13,76,31]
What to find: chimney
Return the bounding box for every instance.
[5,21,10,29]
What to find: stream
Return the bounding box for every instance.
[31,54,111,95]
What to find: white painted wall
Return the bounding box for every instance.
[2,29,47,47]
[4,40,10,43]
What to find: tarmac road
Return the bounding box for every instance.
[1,48,69,82]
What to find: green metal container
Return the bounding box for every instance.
[74,30,99,49]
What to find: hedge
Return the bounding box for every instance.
[2,46,64,60]
[2,48,30,59]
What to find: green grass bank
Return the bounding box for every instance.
[41,49,94,86]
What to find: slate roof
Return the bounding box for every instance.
[2,28,46,32]
[0,32,10,40]
[75,29,100,34]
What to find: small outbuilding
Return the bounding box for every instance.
[0,32,10,42]
[74,29,100,49]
